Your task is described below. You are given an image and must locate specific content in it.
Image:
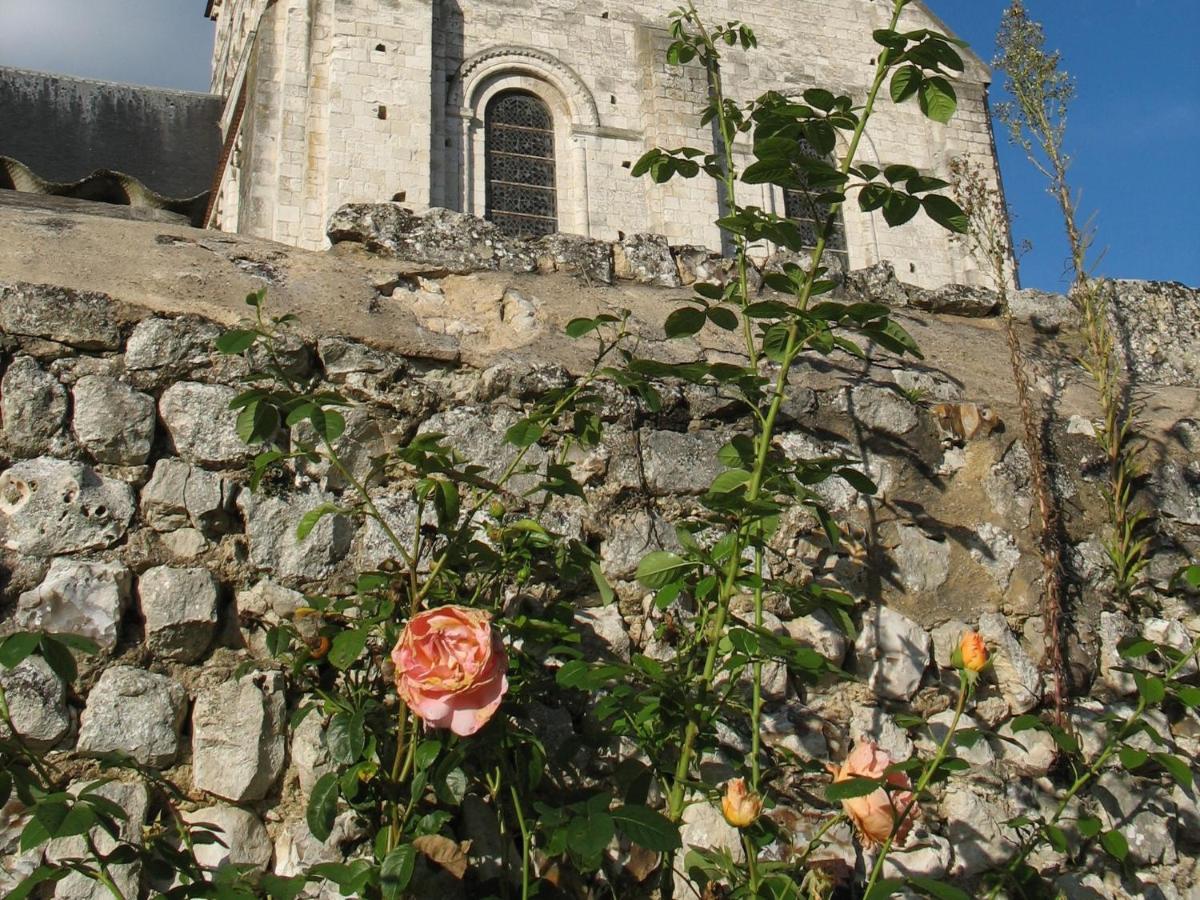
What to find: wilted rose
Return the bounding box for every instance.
[959,631,988,673]
[392,605,508,737]
[720,778,762,829]
[829,741,917,847]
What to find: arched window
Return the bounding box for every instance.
[783,138,849,269]
[485,91,558,237]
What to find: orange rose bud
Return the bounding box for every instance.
[720,778,762,829]
[959,631,988,673]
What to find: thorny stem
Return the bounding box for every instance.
[741,832,762,895]
[985,636,1200,899]
[864,672,971,896]
[510,784,533,900]
[665,0,908,824]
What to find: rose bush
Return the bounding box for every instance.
[391,605,509,737]
[720,778,762,829]
[830,741,917,847]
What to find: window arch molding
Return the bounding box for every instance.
[446,48,599,236]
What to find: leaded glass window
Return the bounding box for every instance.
[782,138,849,269]
[485,92,557,238]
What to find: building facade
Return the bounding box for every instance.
[204,0,1004,288]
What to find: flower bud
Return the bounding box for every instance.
[720,778,762,829]
[959,631,988,673]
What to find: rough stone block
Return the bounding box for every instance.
[138,565,221,663]
[191,673,286,802]
[855,605,931,701]
[0,458,134,556]
[71,376,156,465]
[77,666,187,767]
[238,488,353,582]
[0,282,122,350]
[1,356,68,457]
[158,382,250,466]
[14,557,132,652]
[0,656,70,750]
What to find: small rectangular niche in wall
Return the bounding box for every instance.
[377,105,388,120]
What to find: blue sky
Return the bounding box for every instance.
[0,0,1196,291]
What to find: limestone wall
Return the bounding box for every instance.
[206,0,1004,289]
[0,198,1198,896]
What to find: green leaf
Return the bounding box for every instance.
[1101,829,1128,861]
[0,633,41,669]
[709,468,753,494]
[890,65,923,103]
[565,317,600,338]
[864,879,906,900]
[1135,673,1166,705]
[824,777,881,801]
[306,773,339,842]
[664,306,707,339]
[908,876,971,900]
[1077,815,1103,838]
[611,805,681,852]
[590,561,615,605]
[328,628,369,671]
[635,551,693,589]
[1152,752,1194,789]
[706,306,739,331]
[296,503,340,541]
[1176,685,1200,708]
[309,407,346,443]
[1043,824,1069,853]
[1117,637,1156,659]
[858,182,890,212]
[216,329,259,355]
[380,845,417,899]
[882,191,921,227]
[505,418,545,448]
[414,741,441,772]
[1118,747,1148,771]
[236,399,280,445]
[5,865,69,900]
[38,635,77,685]
[921,194,969,234]
[918,76,957,124]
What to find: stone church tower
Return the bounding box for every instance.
[204,0,1002,288]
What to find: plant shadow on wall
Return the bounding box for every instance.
[4,3,1200,900]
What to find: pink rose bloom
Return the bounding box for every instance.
[391,605,509,737]
[830,741,918,847]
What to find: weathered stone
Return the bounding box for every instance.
[940,781,1014,876]
[984,440,1034,526]
[777,431,894,511]
[882,834,952,880]
[138,565,221,663]
[576,604,631,662]
[291,705,334,800]
[273,812,363,879]
[1156,459,1200,525]
[532,232,614,284]
[0,281,122,350]
[159,381,250,466]
[1107,279,1200,388]
[978,612,1042,713]
[599,509,681,581]
[1007,288,1078,333]
[992,717,1057,776]
[0,656,70,750]
[891,367,963,403]
[1,356,68,456]
[842,261,910,307]
[613,233,680,287]
[77,666,186,767]
[641,429,726,494]
[500,287,541,336]
[834,384,920,436]
[919,711,994,767]
[317,336,402,379]
[124,315,222,378]
[761,704,828,760]
[855,606,931,701]
[71,375,156,465]
[672,245,724,286]
[968,523,1021,590]
[1097,610,1137,697]
[161,527,209,560]
[849,705,913,761]
[140,458,235,534]
[14,557,131,651]
[908,283,998,317]
[47,780,149,900]
[238,488,354,582]
[888,522,951,595]
[418,405,546,492]
[784,609,848,665]
[327,204,537,273]
[192,672,287,802]
[462,794,522,882]
[1095,772,1177,865]
[0,458,134,555]
[182,806,273,872]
